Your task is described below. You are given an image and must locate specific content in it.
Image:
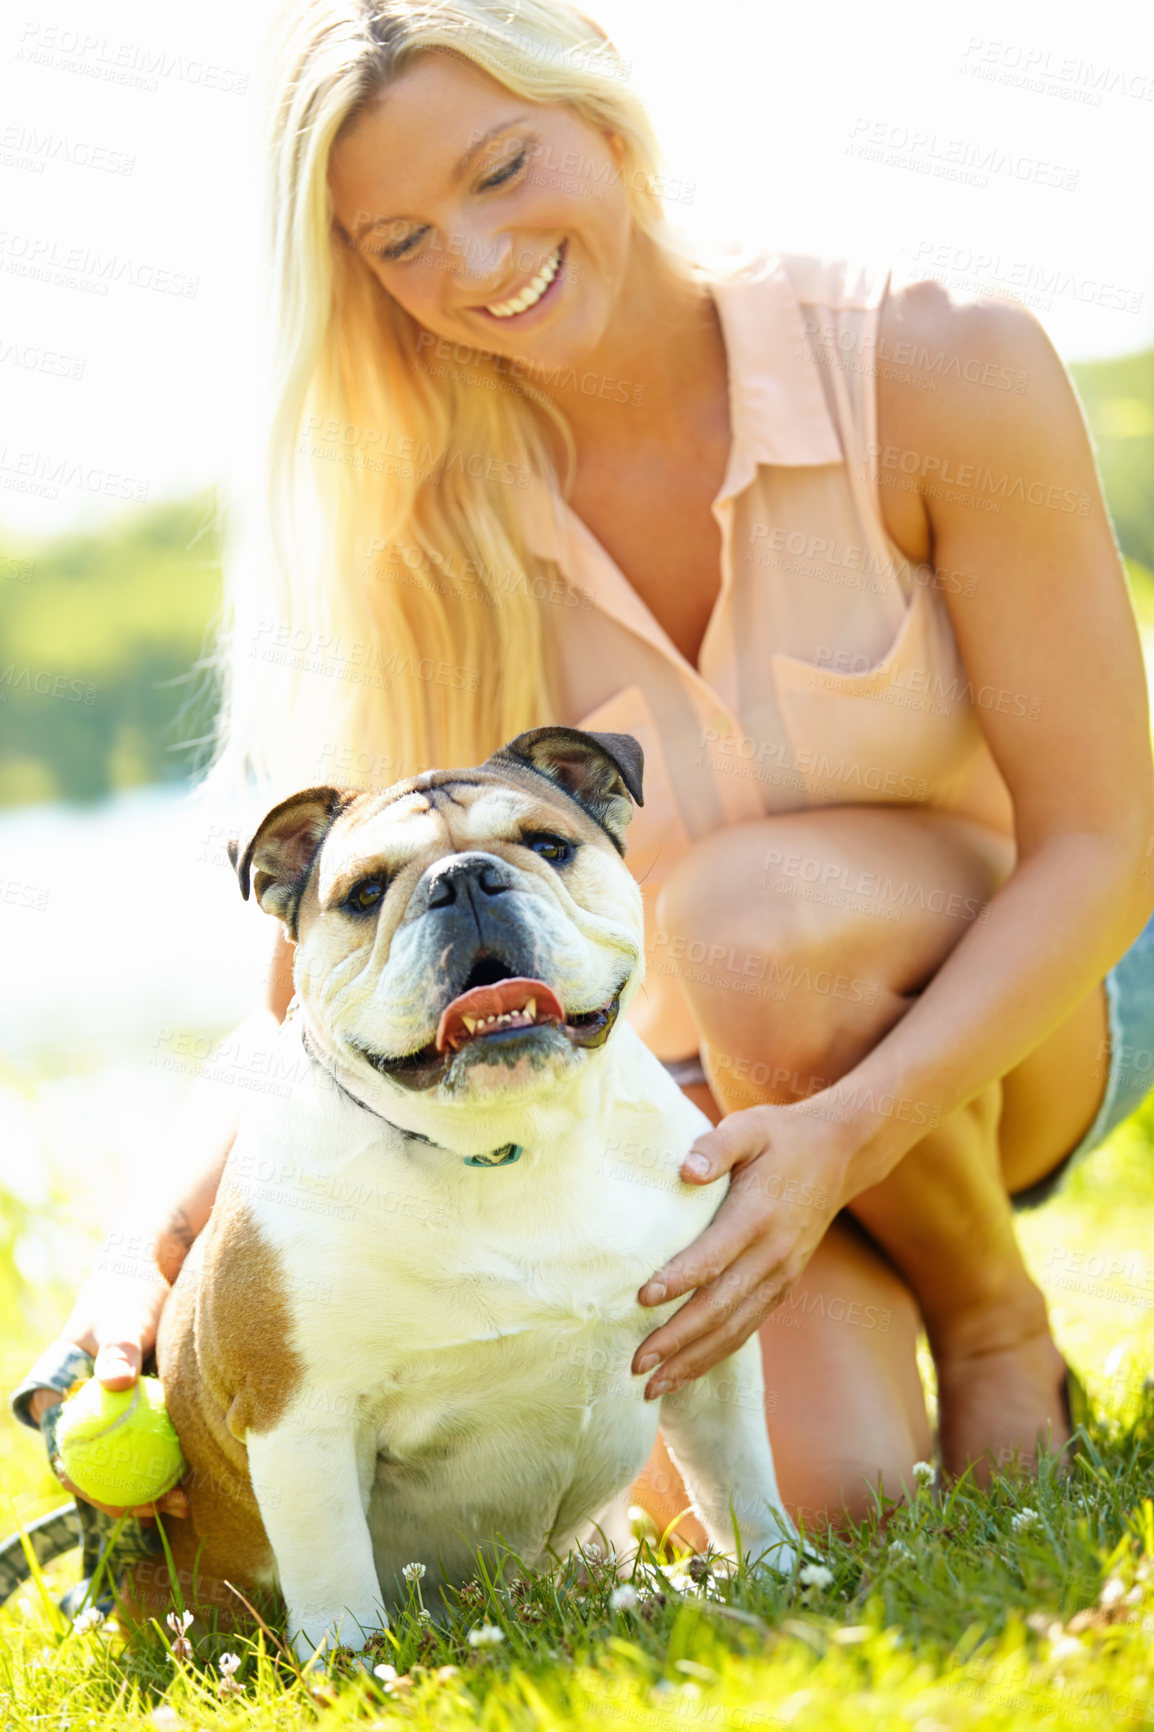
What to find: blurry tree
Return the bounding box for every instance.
[0,497,221,805]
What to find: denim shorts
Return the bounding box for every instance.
[661,904,1154,1212]
[1011,903,1154,1209]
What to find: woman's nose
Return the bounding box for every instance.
[446,220,514,296]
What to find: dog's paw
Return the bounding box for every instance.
[290,1618,389,1670]
[746,1537,821,1580]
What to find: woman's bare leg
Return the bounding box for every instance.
[652,806,1108,1482]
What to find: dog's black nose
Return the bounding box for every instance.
[425,852,512,909]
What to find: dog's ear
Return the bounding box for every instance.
[483,728,644,853]
[228,787,352,935]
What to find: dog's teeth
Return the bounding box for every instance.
[459,999,548,1037]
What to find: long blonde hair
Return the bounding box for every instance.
[213,0,698,811]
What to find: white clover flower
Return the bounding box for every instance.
[1100,1576,1127,1606]
[1011,1507,1041,1532]
[216,1653,243,1700]
[888,1541,915,1563]
[912,1460,935,1487]
[149,1709,183,1732]
[402,1562,427,1583]
[165,1611,194,1663]
[798,1563,834,1589]
[416,1608,433,1625]
[72,1607,106,1635]
[467,1623,506,1648]
[373,1662,413,1696]
[609,1585,639,1611]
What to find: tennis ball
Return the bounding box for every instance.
[56,1375,185,1508]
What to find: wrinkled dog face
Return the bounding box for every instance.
[230,729,646,1105]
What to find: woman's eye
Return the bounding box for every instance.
[378,225,428,262]
[344,878,386,912]
[525,833,575,866]
[373,148,525,263]
[479,146,526,191]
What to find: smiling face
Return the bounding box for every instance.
[328,50,635,368]
[296,773,640,1100]
[232,732,647,1127]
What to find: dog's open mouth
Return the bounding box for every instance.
[435,976,567,1053]
[353,955,623,1088]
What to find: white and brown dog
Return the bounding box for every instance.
[147,727,797,1661]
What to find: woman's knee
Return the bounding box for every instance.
[656,809,1007,1098]
[657,882,908,1104]
[658,808,1008,981]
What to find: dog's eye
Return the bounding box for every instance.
[343,877,386,913]
[523,832,576,866]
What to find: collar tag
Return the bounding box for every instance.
[464,1144,523,1168]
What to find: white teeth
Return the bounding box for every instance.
[486,247,561,318]
[462,1000,542,1036]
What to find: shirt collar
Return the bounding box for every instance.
[711,250,844,500]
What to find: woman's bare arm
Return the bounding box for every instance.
[151,930,296,1283]
[27,928,296,1451]
[826,281,1154,1181]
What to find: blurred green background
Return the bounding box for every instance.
[1,350,1153,810]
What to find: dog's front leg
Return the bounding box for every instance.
[246,1419,385,1664]
[656,1336,803,1574]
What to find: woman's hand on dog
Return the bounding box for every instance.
[631,1102,850,1398]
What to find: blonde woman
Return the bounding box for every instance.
[13,0,1154,1566]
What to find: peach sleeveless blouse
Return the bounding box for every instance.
[523,252,1016,1062]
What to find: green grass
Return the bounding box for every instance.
[4,1093,1154,1728]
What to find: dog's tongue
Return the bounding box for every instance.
[436,977,565,1053]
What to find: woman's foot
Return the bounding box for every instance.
[931,1295,1071,1483]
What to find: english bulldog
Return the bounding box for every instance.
[149,727,798,1662]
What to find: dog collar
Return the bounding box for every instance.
[298,1028,526,1168]
[464,1144,523,1168]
